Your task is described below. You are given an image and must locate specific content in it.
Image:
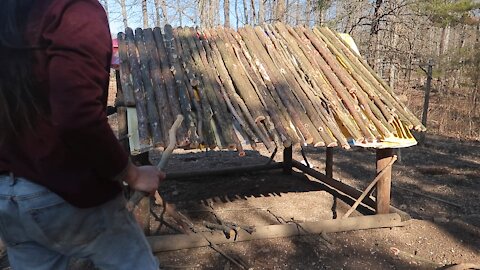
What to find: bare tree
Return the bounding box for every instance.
[275,0,286,22]
[142,0,149,28]
[153,0,161,26]
[118,0,128,29]
[224,0,230,27]
[243,0,249,24]
[258,0,265,25]
[250,0,257,25]
[161,0,169,25]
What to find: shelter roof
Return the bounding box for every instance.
[116,23,425,154]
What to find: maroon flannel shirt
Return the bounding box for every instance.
[0,0,129,207]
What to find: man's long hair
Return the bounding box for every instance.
[0,0,48,144]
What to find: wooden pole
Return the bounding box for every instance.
[124,28,152,147]
[343,155,397,218]
[283,146,293,175]
[419,60,433,146]
[376,148,394,214]
[326,147,336,218]
[166,162,284,181]
[134,28,164,147]
[147,213,404,252]
[326,147,333,179]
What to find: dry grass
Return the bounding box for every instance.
[398,82,479,141]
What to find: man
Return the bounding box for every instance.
[0,0,163,269]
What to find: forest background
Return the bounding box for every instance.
[102,0,480,140]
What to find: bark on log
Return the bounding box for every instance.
[225,29,296,147]
[134,28,164,147]
[271,24,362,143]
[223,30,285,149]
[143,28,174,146]
[152,27,189,146]
[124,28,151,147]
[267,27,350,149]
[117,32,136,106]
[186,27,237,150]
[172,29,213,148]
[163,25,197,147]
[169,28,202,148]
[199,31,253,154]
[238,26,316,145]
[271,24,362,142]
[264,25,349,148]
[312,27,397,135]
[291,25,375,142]
[178,27,226,149]
[148,213,404,252]
[228,28,302,146]
[376,148,394,215]
[201,30,259,147]
[343,155,397,219]
[301,27,391,139]
[209,29,267,125]
[255,26,332,147]
[322,27,424,131]
[207,29,275,151]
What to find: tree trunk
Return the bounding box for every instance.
[275,0,285,22]
[199,0,206,28]
[179,8,183,27]
[235,0,239,28]
[120,0,128,29]
[161,0,169,25]
[142,0,149,28]
[243,0,249,24]
[250,0,256,25]
[439,24,451,56]
[258,0,265,25]
[208,0,215,27]
[368,0,383,71]
[389,24,398,91]
[454,25,467,89]
[439,24,450,94]
[154,0,161,26]
[473,24,480,114]
[224,0,230,27]
[304,0,311,27]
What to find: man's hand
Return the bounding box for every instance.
[124,162,165,195]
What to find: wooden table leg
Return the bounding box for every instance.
[283,146,293,175]
[376,148,394,214]
[326,147,333,179]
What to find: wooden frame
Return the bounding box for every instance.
[113,68,401,236]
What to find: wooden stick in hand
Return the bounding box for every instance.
[126,115,184,211]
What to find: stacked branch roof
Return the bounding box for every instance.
[117,23,425,154]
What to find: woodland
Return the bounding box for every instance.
[102,0,480,140]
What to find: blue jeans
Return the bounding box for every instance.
[0,174,159,270]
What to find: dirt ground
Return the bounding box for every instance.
[2,77,478,270]
[142,135,479,270]
[112,78,478,269]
